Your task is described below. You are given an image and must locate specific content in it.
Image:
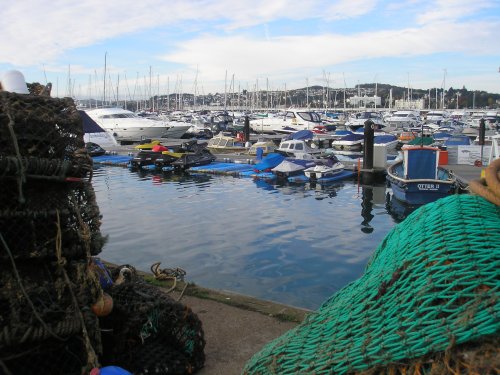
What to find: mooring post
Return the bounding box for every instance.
[479,118,486,165]
[362,119,375,185]
[244,115,250,142]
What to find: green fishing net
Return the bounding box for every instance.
[244,194,500,374]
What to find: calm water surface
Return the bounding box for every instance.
[92,166,411,310]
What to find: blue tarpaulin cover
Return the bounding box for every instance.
[253,153,286,172]
[405,148,437,179]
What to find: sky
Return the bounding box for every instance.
[1,0,499,99]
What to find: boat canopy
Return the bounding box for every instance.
[253,153,286,172]
[403,147,439,180]
[340,134,364,141]
[374,134,397,144]
[283,129,314,141]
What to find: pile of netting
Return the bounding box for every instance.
[0,91,103,374]
[244,193,500,374]
[0,91,206,374]
[98,265,206,374]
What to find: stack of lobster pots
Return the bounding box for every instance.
[0,91,106,374]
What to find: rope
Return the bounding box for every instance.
[151,262,187,294]
[5,112,25,203]
[0,232,64,342]
[469,158,500,206]
[54,210,99,370]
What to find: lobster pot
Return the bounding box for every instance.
[1,336,94,374]
[0,260,102,349]
[101,281,205,375]
[0,180,105,261]
[0,93,105,374]
[0,92,85,160]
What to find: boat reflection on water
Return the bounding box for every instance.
[385,192,420,223]
[135,169,214,186]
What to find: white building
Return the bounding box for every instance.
[349,95,382,108]
[394,99,425,110]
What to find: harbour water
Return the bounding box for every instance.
[92,165,415,310]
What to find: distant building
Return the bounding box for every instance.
[394,99,425,110]
[349,95,381,107]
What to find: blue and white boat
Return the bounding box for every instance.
[386,146,456,205]
[272,158,317,178]
[303,155,345,180]
[374,134,399,150]
[332,133,364,152]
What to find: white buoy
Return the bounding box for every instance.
[1,70,29,94]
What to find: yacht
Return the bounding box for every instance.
[384,111,421,130]
[344,111,385,132]
[250,108,322,134]
[425,110,449,125]
[85,107,189,143]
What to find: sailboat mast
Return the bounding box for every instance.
[103,52,107,105]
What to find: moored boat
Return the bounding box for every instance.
[303,156,345,180]
[331,134,364,152]
[85,107,171,143]
[171,149,216,171]
[386,146,456,205]
[206,133,248,153]
[272,158,317,178]
[250,108,322,134]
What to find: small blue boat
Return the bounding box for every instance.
[386,146,456,205]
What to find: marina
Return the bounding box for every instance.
[1,66,499,374]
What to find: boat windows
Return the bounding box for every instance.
[99,113,136,119]
[285,112,296,119]
[280,142,290,149]
[298,112,321,122]
[295,143,304,150]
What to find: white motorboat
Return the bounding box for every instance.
[85,107,189,143]
[163,119,195,138]
[303,156,345,180]
[275,139,322,158]
[79,110,118,149]
[272,158,317,178]
[374,134,399,150]
[384,110,421,130]
[250,108,322,134]
[425,110,449,124]
[331,133,364,152]
[345,111,385,132]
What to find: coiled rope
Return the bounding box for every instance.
[469,158,500,206]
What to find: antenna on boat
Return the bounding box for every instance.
[420,114,424,147]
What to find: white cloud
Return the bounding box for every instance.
[416,0,494,24]
[162,20,499,83]
[324,0,378,20]
[0,0,379,66]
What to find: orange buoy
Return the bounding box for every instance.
[91,293,113,317]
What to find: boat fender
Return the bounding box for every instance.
[91,292,113,317]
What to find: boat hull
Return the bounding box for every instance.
[388,178,455,205]
[304,169,343,180]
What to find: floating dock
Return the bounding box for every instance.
[92,154,132,166]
